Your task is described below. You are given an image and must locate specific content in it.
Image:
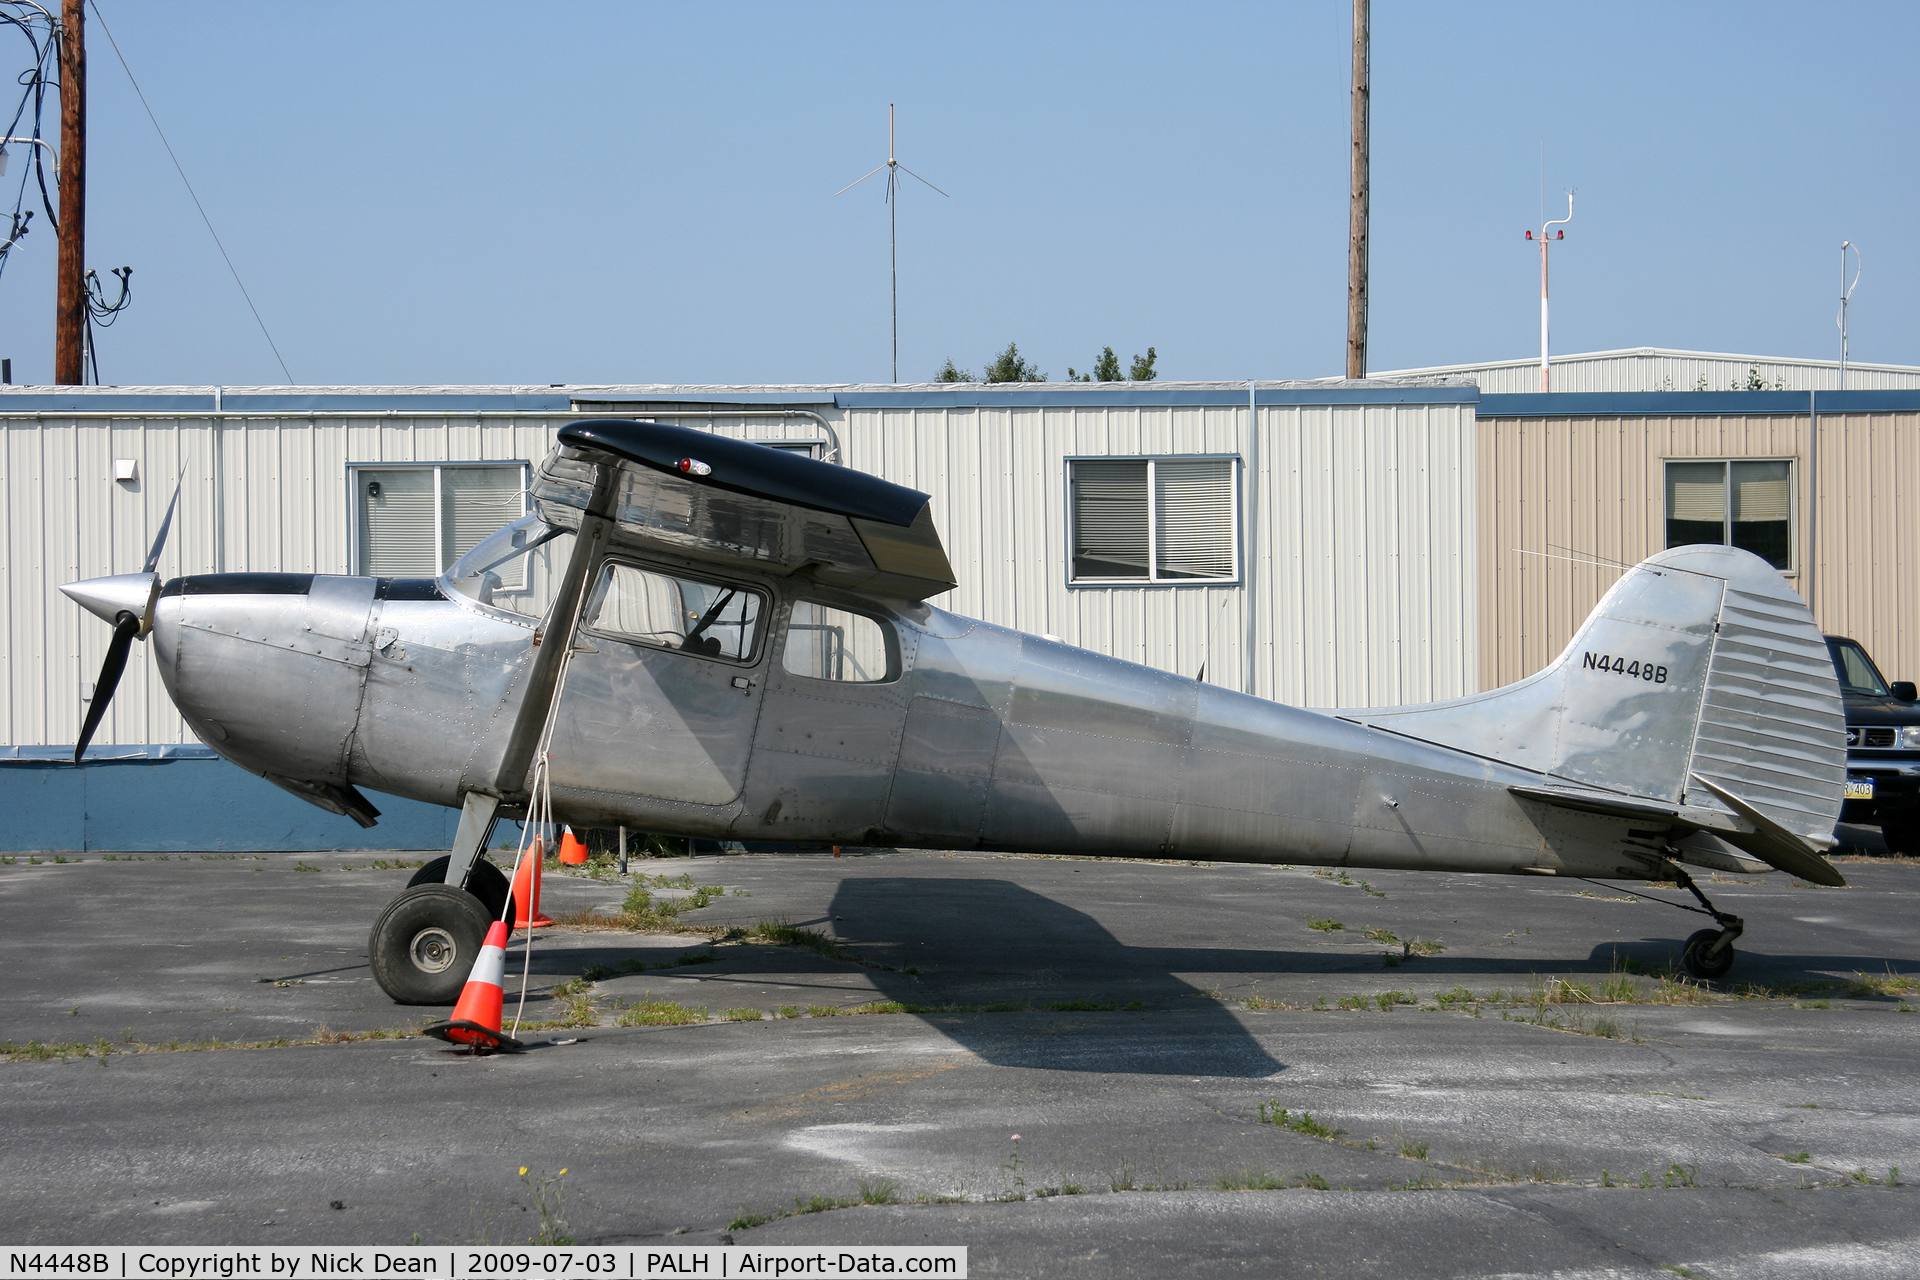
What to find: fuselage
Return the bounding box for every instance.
[147,557,1656,881]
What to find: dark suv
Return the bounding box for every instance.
[1828,636,1920,855]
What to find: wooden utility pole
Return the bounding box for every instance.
[1346,0,1369,380]
[55,0,84,385]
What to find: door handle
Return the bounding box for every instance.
[732,676,755,692]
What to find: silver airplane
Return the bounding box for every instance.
[61,420,1847,1004]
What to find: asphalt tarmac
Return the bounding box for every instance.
[5,832,1920,1277]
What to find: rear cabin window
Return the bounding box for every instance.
[783,601,892,683]
[585,563,764,662]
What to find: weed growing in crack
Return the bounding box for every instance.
[1663,1163,1699,1188]
[856,1177,898,1205]
[1258,1104,1343,1139]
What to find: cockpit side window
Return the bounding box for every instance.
[585,562,765,662]
[783,600,895,683]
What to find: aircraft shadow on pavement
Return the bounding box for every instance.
[823,876,1284,1078]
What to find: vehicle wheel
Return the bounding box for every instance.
[1880,815,1920,857]
[369,883,494,1005]
[408,855,516,925]
[1681,928,1735,981]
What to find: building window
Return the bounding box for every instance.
[1664,459,1792,570]
[351,463,528,580]
[1068,456,1239,584]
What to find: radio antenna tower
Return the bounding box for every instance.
[836,104,948,384]
[1524,188,1574,392]
[1838,241,1861,389]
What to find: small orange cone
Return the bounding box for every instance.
[423,921,524,1052]
[512,840,553,929]
[558,825,589,865]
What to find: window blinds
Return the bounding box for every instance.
[357,468,438,577]
[1153,458,1236,580]
[1070,457,1236,583]
[441,466,526,580]
[1071,459,1151,579]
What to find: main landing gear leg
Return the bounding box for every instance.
[1671,865,1744,981]
[367,792,506,1004]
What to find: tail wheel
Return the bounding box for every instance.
[408,854,517,926]
[1681,928,1736,981]
[369,883,494,1004]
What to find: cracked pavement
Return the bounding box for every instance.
[4,833,1919,1276]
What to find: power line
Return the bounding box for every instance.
[86,0,292,382]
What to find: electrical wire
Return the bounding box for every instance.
[86,0,294,382]
[0,2,58,290]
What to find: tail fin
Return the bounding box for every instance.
[1345,545,1845,870]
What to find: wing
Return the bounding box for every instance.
[530,419,958,602]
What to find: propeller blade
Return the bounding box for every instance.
[74,612,141,762]
[142,470,184,575]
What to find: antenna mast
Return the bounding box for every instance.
[1524,190,1573,392]
[837,104,947,383]
[1838,241,1861,390]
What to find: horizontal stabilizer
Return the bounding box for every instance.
[1690,774,1846,887]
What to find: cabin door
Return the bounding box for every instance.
[547,559,770,806]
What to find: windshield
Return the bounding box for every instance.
[1829,638,1890,697]
[444,512,576,620]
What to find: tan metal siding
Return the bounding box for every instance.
[1477,410,1920,691]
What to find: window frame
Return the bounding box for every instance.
[348,460,531,582]
[579,556,770,667]
[1660,456,1796,573]
[1064,453,1243,587]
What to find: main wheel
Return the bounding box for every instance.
[408,855,516,925]
[1880,815,1920,857]
[1681,928,1736,980]
[369,883,495,1004]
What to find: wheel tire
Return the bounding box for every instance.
[1681,927,1736,981]
[408,855,516,926]
[369,883,495,1005]
[1880,816,1920,857]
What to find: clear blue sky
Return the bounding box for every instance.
[0,1,1911,386]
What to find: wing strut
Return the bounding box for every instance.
[441,462,619,891]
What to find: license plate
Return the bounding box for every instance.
[1846,777,1876,800]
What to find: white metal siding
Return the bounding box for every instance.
[3,395,1479,749]
[1374,348,1920,393]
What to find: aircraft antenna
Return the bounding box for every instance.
[836,104,948,384]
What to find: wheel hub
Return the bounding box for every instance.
[409,926,459,974]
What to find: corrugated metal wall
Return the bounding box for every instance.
[840,400,1477,710]
[3,398,1480,749]
[1476,409,1920,690]
[1378,349,1920,393]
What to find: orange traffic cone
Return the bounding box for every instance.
[558,825,589,865]
[422,921,524,1052]
[512,840,553,929]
